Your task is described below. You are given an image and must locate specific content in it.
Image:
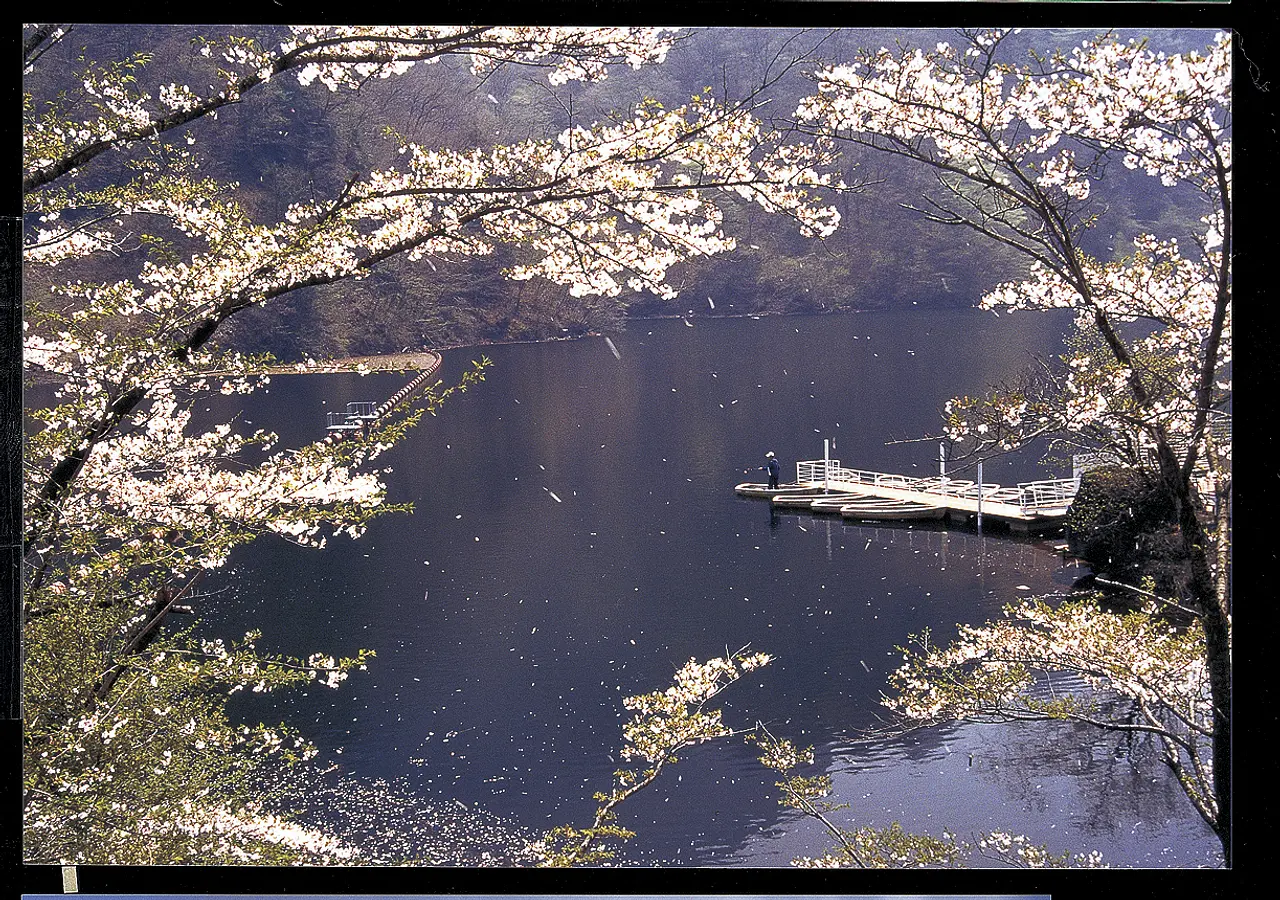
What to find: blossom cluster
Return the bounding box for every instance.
[977,831,1107,868]
[286,26,677,91]
[797,30,1230,208]
[621,651,772,764]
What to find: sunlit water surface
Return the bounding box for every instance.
[196,310,1219,867]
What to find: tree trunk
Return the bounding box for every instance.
[1157,441,1231,864]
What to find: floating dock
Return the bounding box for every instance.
[736,457,1078,532]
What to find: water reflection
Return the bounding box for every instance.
[195,310,1215,866]
[737,715,1221,868]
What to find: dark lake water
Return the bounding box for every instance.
[197,309,1220,867]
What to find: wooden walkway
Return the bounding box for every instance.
[739,458,1078,532]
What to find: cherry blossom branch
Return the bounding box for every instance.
[23,26,680,193]
[535,648,772,866]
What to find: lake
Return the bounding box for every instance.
[197,308,1220,867]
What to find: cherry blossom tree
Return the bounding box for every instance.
[21,24,840,863]
[794,29,1231,862]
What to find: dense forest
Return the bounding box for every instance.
[23,25,1214,360]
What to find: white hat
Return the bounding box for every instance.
[765,451,775,458]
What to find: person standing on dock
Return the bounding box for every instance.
[764,452,780,489]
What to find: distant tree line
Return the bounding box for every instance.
[24,25,1209,360]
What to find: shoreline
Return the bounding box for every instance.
[261,307,898,371]
[25,307,983,382]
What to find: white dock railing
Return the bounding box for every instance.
[326,400,378,431]
[795,459,1077,515]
